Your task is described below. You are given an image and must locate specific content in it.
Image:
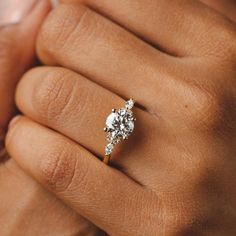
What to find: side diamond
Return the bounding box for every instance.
[125,99,134,110]
[105,143,114,155]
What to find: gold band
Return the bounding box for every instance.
[103,154,110,165]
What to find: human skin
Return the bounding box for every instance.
[4,0,236,235]
[201,0,236,22]
[0,0,105,235]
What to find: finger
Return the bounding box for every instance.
[16,66,159,181]
[200,0,236,22]
[62,0,234,56]
[0,0,50,161]
[0,159,95,236]
[0,0,51,161]
[37,3,179,112]
[0,0,51,131]
[6,117,160,236]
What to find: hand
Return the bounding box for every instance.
[6,0,236,235]
[0,1,105,235]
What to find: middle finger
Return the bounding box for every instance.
[37,3,180,113]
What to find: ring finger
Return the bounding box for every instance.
[16,66,160,183]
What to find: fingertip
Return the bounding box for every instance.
[15,68,37,114]
[8,115,22,129]
[5,115,24,152]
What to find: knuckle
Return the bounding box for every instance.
[39,141,78,192]
[33,69,75,122]
[198,92,235,134]
[37,4,91,59]
[188,89,223,130]
[209,24,236,65]
[219,25,236,53]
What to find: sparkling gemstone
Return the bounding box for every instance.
[105,143,114,155]
[106,112,119,129]
[125,99,134,110]
[105,108,135,144]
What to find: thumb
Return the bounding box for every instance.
[0,0,51,135]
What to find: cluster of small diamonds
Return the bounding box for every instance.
[104,99,135,156]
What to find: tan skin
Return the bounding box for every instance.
[1,0,236,235]
[0,0,104,235]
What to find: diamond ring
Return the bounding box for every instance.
[103,99,136,165]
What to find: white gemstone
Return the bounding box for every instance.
[127,120,134,131]
[119,108,126,116]
[125,99,134,110]
[105,143,114,155]
[106,112,119,129]
[105,108,135,143]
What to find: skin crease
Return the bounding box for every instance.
[0,0,235,236]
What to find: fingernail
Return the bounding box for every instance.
[0,0,38,25]
[8,115,22,128]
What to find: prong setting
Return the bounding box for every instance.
[104,99,135,158]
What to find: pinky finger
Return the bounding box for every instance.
[6,117,161,236]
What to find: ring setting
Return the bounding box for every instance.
[103,99,136,164]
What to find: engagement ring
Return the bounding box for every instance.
[103,99,136,165]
